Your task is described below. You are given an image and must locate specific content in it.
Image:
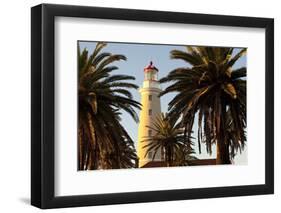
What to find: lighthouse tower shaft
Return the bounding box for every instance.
[137,62,162,168]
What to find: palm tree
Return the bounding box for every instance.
[78,42,141,170]
[160,47,246,164]
[142,113,195,167]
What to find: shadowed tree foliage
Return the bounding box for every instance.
[160,47,246,164]
[78,42,141,170]
[142,113,196,167]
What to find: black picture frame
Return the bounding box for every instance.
[31,3,274,209]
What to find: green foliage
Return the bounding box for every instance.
[160,47,247,164]
[143,113,196,167]
[78,42,141,170]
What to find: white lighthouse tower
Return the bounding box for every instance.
[137,61,162,168]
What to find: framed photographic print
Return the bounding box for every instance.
[31,3,274,209]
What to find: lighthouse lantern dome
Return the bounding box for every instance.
[144,61,158,81]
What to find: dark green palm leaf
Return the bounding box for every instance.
[160,46,247,164]
[78,42,140,170]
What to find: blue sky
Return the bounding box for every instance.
[79,41,247,164]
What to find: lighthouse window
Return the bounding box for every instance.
[152,72,157,80]
[148,130,152,136]
[149,95,152,101]
[147,72,152,80]
[145,72,149,80]
[149,109,152,116]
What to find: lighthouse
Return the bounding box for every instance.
[137,61,162,168]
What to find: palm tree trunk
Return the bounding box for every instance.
[216,102,231,165]
[166,147,173,167]
[216,140,231,164]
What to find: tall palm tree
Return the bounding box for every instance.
[160,47,246,164]
[142,113,195,167]
[78,42,141,170]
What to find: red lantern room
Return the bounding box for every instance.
[144,61,158,81]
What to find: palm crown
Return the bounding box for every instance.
[160,47,246,164]
[143,113,196,167]
[78,42,141,170]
